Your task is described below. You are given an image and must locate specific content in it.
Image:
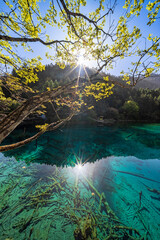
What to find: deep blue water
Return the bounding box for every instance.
[0,123,160,239]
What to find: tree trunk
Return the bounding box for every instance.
[0,85,71,144]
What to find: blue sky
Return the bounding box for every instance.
[1,0,160,76]
[108,0,160,75]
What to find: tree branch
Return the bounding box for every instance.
[0,34,74,45]
[0,114,73,152]
[59,0,115,41]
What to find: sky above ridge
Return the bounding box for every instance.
[1,0,160,76]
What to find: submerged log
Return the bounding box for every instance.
[113,170,160,183]
[147,187,160,194]
[82,173,118,220]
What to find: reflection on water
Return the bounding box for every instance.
[0,124,160,239]
[3,124,160,165]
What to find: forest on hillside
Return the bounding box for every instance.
[1,64,160,124]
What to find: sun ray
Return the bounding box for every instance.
[83,65,91,83]
[82,152,97,166]
[76,65,82,90]
[64,65,78,78]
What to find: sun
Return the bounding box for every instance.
[76,48,89,66]
[77,163,82,170]
[68,47,93,83]
[72,47,93,68]
[77,55,85,65]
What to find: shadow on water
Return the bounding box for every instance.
[0,123,160,239]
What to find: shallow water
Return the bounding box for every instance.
[0,123,160,239]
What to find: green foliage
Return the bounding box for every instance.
[90,81,160,121]
[1,0,158,92]
[0,0,160,124]
[0,96,20,112]
[35,123,49,132]
[84,81,114,101]
[122,100,139,119]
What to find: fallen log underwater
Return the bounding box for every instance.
[113,170,160,183]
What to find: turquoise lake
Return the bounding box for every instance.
[0,123,160,239]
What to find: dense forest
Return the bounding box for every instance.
[1,64,160,124]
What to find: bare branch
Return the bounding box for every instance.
[0,114,73,152]
[0,34,74,45]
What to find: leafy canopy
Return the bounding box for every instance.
[0,0,160,110]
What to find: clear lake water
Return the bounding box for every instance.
[0,123,160,240]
